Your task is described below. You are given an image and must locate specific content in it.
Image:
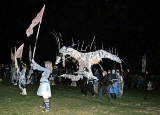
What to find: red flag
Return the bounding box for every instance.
[26,4,45,37]
[16,43,24,58]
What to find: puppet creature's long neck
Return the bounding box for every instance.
[88,50,122,64]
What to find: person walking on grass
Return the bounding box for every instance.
[18,61,27,95]
[101,70,113,102]
[31,59,52,112]
[102,70,113,102]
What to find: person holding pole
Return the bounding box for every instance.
[26,4,53,112]
[31,59,52,112]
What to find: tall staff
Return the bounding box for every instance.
[32,20,42,59]
[26,4,45,59]
[14,47,19,74]
[98,63,104,72]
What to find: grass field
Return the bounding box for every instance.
[0,81,160,115]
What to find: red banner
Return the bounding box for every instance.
[26,4,45,37]
[16,43,24,58]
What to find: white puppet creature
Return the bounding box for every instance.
[18,62,27,95]
[31,60,52,112]
[52,31,122,81]
[55,46,122,81]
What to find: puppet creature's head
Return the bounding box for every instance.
[55,46,75,66]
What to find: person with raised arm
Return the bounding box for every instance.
[31,59,52,112]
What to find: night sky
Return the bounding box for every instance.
[0,0,157,73]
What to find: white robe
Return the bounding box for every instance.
[32,61,51,99]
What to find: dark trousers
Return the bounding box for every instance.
[81,84,87,95]
[98,83,103,98]
[88,82,95,96]
[79,79,88,95]
[106,84,112,102]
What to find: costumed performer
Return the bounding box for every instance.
[18,61,27,95]
[31,59,52,112]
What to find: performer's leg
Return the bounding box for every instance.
[43,98,50,112]
[84,83,88,96]
[18,80,23,94]
[98,83,102,99]
[91,82,95,96]
[21,83,27,95]
[40,101,45,109]
[106,84,112,102]
[80,80,86,96]
[13,79,17,85]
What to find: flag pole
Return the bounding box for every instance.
[20,44,24,61]
[32,4,45,59]
[32,20,42,59]
[29,45,32,63]
[98,63,104,72]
